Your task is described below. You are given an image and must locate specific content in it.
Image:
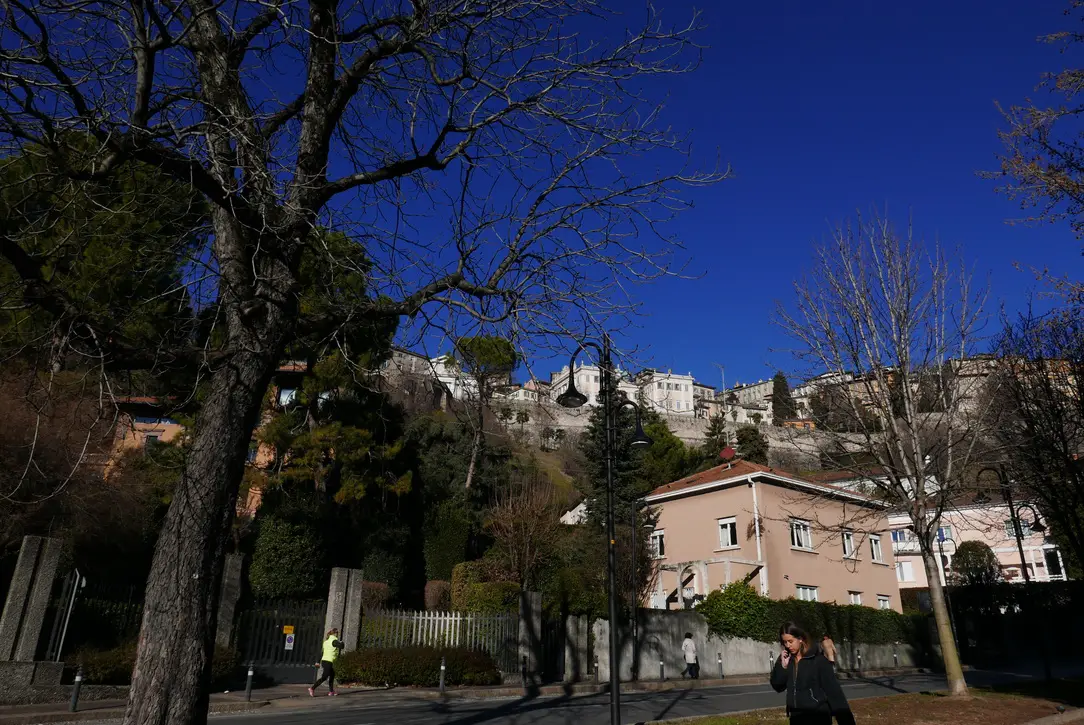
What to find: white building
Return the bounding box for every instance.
[549,363,639,405]
[637,369,696,416]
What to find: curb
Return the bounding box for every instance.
[0,701,269,725]
[1021,709,1084,725]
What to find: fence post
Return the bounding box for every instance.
[69,667,83,712]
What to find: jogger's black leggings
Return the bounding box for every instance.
[313,660,335,692]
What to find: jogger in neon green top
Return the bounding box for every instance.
[309,629,343,697]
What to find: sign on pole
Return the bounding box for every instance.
[284,633,295,651]
[283,625,295,635]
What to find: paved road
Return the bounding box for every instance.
[211,671,1007,725]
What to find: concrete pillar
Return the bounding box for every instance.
[215,553,244,649]
[518,591,542,681]
[563,615,590,682]
[324,567,364,652]
[0,536,62,662]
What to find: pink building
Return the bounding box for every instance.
[644,460,902,612]
[888,504,1067,589]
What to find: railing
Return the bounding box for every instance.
[361,609,519,673]
[892,540,921,554]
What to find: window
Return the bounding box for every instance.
[278,388,298,407]
[937,525,952,542]
[790,520,813,550]
[891,528,913,543]
[877,595,891,610]
[896,561,915,582]
[685,384,690,392]
[841,531,855,558]
[143,434,160,451]
[650,530,666,558]
[870,534,884,563]
[657,382,663,390]
[675,401,682,410]
[667,383,673,391]
[1005,519,1032,538]
[246,444,258,463]
[849,591,862,606]
[796,585,819,602]
[718,517,738,548]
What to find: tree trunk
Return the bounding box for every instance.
[121,350,281,725]
[922,548,968,696]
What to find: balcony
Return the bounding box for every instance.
[892,539,921,554]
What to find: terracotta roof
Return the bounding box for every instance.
[647,459,777,497]
[804,468,887,484]
[647,459,881,505]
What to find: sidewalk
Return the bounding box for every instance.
[0,667,928,724]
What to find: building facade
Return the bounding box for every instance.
[644,460,901,612]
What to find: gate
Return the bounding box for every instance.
[235,599,326,683]
[540,616,565,682]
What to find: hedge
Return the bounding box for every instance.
[696,583,924,645]
[450,562,519,613]
[77,643,240,687]
[335,646,501,687]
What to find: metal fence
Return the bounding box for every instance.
[360,609,519,673]
[236,599,326,669]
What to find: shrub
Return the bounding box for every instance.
[450,561,485,610]
[425,502,470,581]
[249,517,322,598]
[697,583,923,646]
[461,582,520,614]
[78,643,241,687]
[335,646,501,687]
[425,581,452,611]
[361,580,391,610]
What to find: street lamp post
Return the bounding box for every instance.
[557,333,652,725]
[936,534,960,654]
[977,466,1051,680]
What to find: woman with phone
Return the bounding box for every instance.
[769,621,855,725]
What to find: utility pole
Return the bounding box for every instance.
[713,363,730,446]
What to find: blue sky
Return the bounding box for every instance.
[554,0,1083,389]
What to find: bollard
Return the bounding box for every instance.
[521,655,528,688]
[768,651,774,671]
[857,650,862,673]
[594,656,599,683]
[717,652,723,678]
[659,659,664,681]
[893,644,899,668]
[245,664,254,702]
[69,667,83,712]
[440,656,446,694]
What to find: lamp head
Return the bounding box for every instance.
[630,417,653,448]
[1031,520,1047,534]
[556,381,589,409]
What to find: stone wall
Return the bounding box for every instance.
[495,400,831,470]
[587,608,921,682]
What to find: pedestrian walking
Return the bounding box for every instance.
[309,628,343,697]
[769,622,855,725]
[680,632,699,679]
[821,634,837,667]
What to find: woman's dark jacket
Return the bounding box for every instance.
[769,645,856,725]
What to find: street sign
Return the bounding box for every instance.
[284,633,295,651]
[283,625,295,635]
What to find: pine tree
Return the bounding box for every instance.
[734,425,769,465]
[579,388,696,527]
[771,371,796,425]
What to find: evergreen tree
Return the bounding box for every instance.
[701,414,729,457]
[771,372,796,424]
[734,425,769,465]
[579,389,697,526]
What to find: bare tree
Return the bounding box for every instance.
[993,0,1084,244]
[484,468,564,590]
[993,295,1084,576]
[0,2,720,723]
[774,212,991,696]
